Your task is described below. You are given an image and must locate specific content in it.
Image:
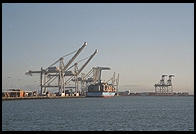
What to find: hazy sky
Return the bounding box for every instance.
[2,3,194,94]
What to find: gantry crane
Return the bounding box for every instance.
[154,74,175,94]
[25,42,97,96]
[154,74,168,94]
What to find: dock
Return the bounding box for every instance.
[2,96,86,101]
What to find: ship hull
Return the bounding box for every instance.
[86,92,115,97]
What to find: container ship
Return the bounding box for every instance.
[86,82,116,97]
[86,66,119,97]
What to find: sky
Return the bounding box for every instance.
[2,3,194,94]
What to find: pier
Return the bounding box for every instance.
[2,95,85,101]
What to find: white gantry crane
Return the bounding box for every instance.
[25,42,98,96]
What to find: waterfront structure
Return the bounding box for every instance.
[25,42,97,96]
[154,75,175,94]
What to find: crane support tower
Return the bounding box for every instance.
[154,74,175,95]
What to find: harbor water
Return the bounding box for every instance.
[2,96,194,131]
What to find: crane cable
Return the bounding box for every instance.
[66,56,90,71]
[48,50,77,68]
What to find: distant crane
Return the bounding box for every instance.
[166,75,175,93]
[154,74,175,94]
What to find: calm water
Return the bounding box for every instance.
[2,96,194,131]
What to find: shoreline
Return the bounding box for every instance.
[2,95,193,101]
[2,96,85,101]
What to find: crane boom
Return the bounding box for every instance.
[64,49,98,84]
[48,50,77,68]
[77,49,98,75]
[25,70,46,76]
[63,42,87,72]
